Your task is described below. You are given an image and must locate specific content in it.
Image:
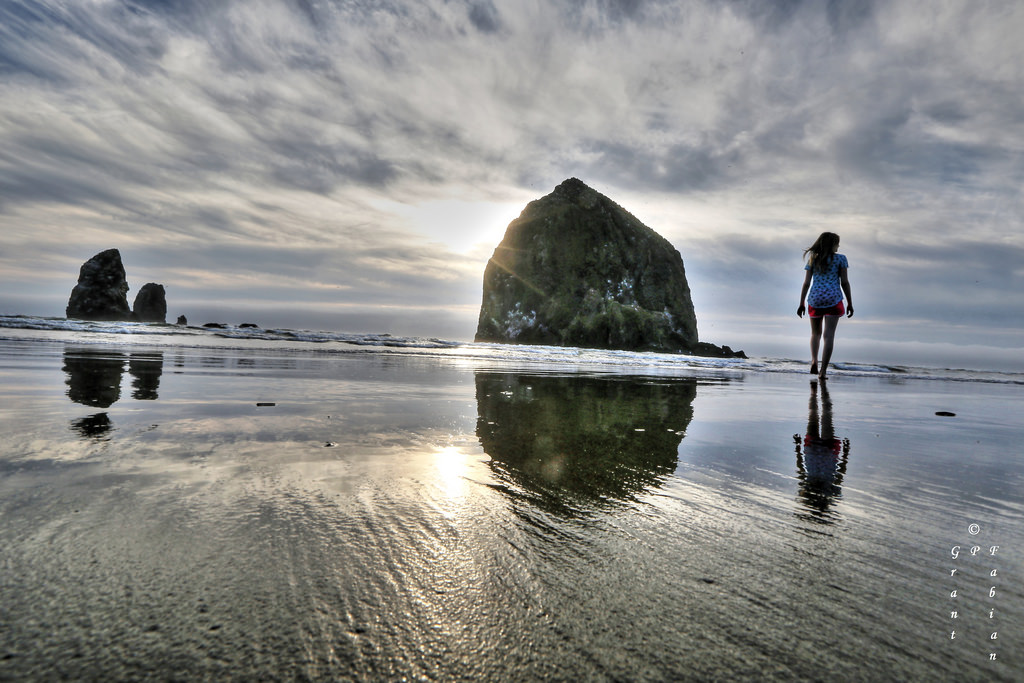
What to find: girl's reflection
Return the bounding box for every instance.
[793,380,850,522]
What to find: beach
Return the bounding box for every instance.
[1,329,1021,681]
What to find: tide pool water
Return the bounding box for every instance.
[0,334,1021,681]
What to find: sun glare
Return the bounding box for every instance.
[433,446,471,500]
[373,197,528,255]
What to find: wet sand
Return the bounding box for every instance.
[1,338,1021,681]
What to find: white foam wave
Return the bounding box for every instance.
[1,315,1020,384]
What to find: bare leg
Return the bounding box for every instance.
[809,317,822,374]
[819,381,834,438]
[807,381,820,436]
[819,315,841,379]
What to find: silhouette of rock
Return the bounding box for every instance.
[476,372,696,513]
[132,283,167,323]
[176,315,188,325]
[66,249,132,321]
[71,413,113,439]
[63,349,125,408]
[476,178,742,356]
[129,352,163,400]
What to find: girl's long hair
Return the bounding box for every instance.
[804,232,841,274]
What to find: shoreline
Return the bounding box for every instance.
[5,311,1024,375]
[2,321,1021,386]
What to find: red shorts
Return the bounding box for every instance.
[804,435,843,456]
[808,301,844,318]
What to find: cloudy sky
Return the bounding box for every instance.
[1,0,1022,370]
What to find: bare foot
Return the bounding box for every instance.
[810,362,818,375]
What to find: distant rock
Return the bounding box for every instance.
[203,323,227,329]
[132,283,167,323]
[66,249,132,321]
[176,315,188,325]
[475,178,743,357]
[239,323,259,328]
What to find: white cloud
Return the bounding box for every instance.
[1,0,1022,367]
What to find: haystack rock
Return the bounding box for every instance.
[475,178,743,357]
[66,249,132,321]
[132,283,167,323]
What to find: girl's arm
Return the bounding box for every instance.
[840,266,854,317]
[797,270,812,317]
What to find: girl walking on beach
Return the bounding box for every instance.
[797,232,854,379]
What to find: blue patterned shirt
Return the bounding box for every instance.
[805,253,849,308]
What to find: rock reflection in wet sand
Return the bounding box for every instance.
[63,348,164,437]
[476,372,696,513]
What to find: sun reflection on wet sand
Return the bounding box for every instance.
[433,446,470,501]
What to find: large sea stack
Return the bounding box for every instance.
[132,283,167,323]
[476,178,742,357]
[66,249,132,321]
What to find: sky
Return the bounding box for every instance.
[1,0,1022,371]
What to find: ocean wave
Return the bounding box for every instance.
[1,314,1021,384]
